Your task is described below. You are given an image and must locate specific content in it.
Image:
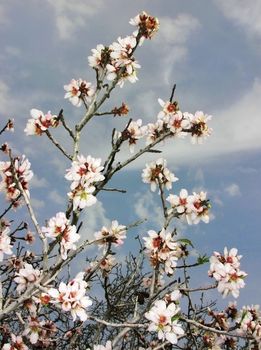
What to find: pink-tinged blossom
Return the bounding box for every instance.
[145,300,184,344]
[167,111,191,137]
[42,212,80,260]
[188,111,212,144]
[167,190,210,225]
[143,229,183,275]
[48,272,92,322]
[236,305,261,347]
[110,36,137,65]
[65,155,104,211]
[64,79,95,107]
[142,158,178,192]
[23,317,41,344]
[14,263,41,293]
[129,11,159,41]
[145,120,164,145]
[120,119,147,153]
[208,247,247,298]
[99,254,116,275]
[157,98,179,123]
[0,227,12,261]
[2,334,28,350]
[0,155,33,204]
[68,183,97,211]
[88,44,106,68]
[105,36,140,87]
[24,109,58,136]
[95,220,127,247]
[65,155,104,190]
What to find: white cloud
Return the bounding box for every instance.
[31,198,45,209]
[80,201,110,241]
[134,191,162,228]
[48,190,65,205]
[154,14,201,85]
[225,183,241,197]
[48,0,105,40]
[30,174,48,189]
[0,80,11,115]
[214,0,261,37]
[158,14,201,45]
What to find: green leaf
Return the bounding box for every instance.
[197,254,209,265]
[177,238,194,248]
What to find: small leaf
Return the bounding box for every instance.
[197,254,209,265]
[177,238,194,248]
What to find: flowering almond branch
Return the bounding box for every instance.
[0,10,259,350]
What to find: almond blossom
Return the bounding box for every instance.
[145,120,164,145]
[142,158,178,192]
[14,263,41,293]
[208,247,247,298]
[42,212,80,260]
[189,111,212,144]
[167,111,191,137]
[0,155,33,203]
[24,109,58,136]
[65,155,104,189]
[236,305,261,347]
[167,190,210,225]
[64,79,95,107]
[143,229,183,275]
[88,44,106,69]
[98,254,116,275]
[157,98,179,123]
[2,334,28,350]
[145,300,184,344]
[95,220,127,247]
[65,155,104,211]
[48,272,92,322]
[130,11,159,42]
[120,119,147,153]
[106,35,140,87]
[0,226,12,261]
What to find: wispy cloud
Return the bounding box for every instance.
[214,0,261,38]
[48,0,105,40]
[225,183,241,197]
[154,14,201,84]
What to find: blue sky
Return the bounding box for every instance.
[0,0,260,307]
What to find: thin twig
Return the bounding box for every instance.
[45,130,72,160]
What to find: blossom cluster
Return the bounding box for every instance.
[236,304,261,348]
[120,119,147,153]
[143,229,184,275]
[142,158,178,192]
[94,220,127,247]
[87,12,159,88]
[14,263,41,293]
[48,272,92,321]
[144,98,212,145]
[65,155,104,211]
[64,79,95,107]
[24,109,58,136]
[145,293,184,345]
[42,212,80,260]
[0,155,33,204]
[130,11,160,41]
[208,247,247,298]
[167,189,210,225]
